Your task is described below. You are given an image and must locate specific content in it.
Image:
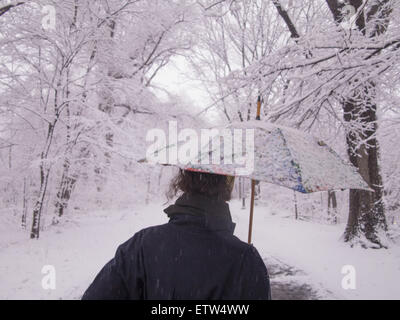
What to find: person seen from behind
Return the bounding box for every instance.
[82,169,271,300]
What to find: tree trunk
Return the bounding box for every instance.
[325,0,391,248]
[239,177,246,209]
[94,19,116,194]
[54,67,77,222]
[30,163,51,239]
[328,190,338,224]
[30,122,55,239]
[145,175,151,205]
[54,159,77,221]
[21,178,27,229]
[342,95,387,247]
[157,167,163,194]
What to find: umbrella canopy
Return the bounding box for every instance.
[145,121,369,193]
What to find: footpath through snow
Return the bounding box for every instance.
[0,200,399,299]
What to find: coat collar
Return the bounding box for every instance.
[164,193,236,235]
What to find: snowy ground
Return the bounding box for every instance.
[0,200,399,300]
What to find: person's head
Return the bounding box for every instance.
[167,169,235,202]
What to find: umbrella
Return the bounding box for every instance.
[142,120,370,243]
[182,120,370,193]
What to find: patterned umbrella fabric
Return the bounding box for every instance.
[144,120,370,193]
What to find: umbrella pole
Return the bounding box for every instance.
[247,95,262,244]
[248,179,256,244]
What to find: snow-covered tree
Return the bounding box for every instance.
[188,0,400,248]
[0,0,198,238]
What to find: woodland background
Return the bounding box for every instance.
[1,0,399,249]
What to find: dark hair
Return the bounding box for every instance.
[167,169,234,201]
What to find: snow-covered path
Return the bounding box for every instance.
[0,204,167,300]
[0,200,399,299]
[267,257,326,300]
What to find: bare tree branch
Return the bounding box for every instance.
[0,2,24,17]
[271,0,300,39]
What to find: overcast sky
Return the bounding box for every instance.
[152,56,224,125]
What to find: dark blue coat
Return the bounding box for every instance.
[82,193,271,300]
